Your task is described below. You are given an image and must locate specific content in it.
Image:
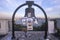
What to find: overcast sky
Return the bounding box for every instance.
[0,0,60,18]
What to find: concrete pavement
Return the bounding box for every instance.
[0,31,59,40]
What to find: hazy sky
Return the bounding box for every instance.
[0,0,60,18]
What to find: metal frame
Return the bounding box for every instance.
[12,1,48,39]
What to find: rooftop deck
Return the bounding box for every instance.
[0,31,60,40]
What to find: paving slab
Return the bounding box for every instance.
[0,31,59,40]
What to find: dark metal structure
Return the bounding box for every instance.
[12,1,48,39]
[25,7,35,17]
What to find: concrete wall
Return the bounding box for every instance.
[8,20,12,31]
[0,20,9,35]
[48,21,55,33]
[56,19,60,29]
